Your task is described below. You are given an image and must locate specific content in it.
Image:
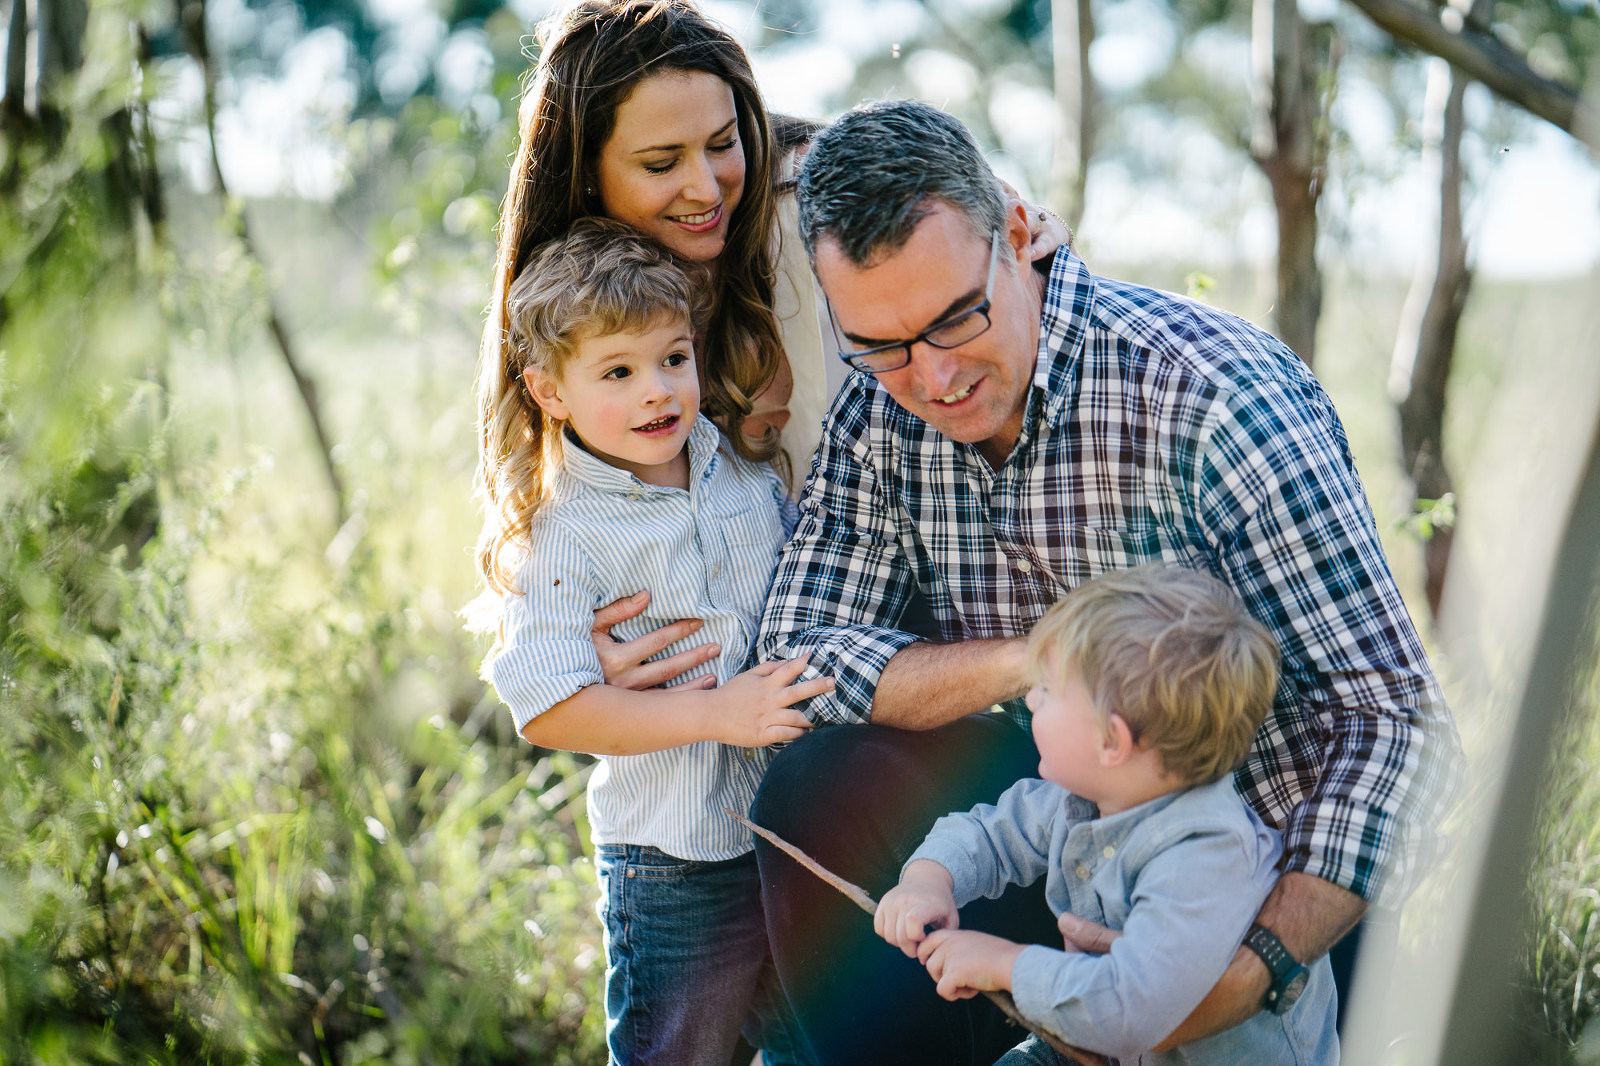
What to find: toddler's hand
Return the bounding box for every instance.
[918,928,1026,1001]
[708,655,831,747]
[875,860,959,956]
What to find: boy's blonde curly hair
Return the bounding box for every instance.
[473,218,699,602]
[1027,565,1280,786]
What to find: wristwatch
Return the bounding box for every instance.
[1243,923,1309,1015]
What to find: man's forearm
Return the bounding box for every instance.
[869,638,1030,729]
[1150,871,1367,1051]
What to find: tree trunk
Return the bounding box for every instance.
[1049,0,1096,231]
[181,0,348,529]
[1390,48,1474,620]
[1250,0,1333,368]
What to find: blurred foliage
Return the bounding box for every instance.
[2,2,604,1063]
[5,0,1598,1060]
[1523,624,1600,1063]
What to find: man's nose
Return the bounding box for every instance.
[910,342,961,398]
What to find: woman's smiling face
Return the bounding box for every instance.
[594,70,746,263]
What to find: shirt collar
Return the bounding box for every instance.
[557,415,721,496]
[1030,247,1096,434]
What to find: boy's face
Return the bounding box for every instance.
[526,317,699,489]
[1025,657,1113,801]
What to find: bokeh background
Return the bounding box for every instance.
[3,0,1599,1061]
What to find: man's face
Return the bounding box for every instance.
[814,202,1040,459]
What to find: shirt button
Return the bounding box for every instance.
[1102,845,1116,859]
[1016,558,1033,573]
[1075,864,1091,880]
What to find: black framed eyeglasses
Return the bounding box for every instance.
[826,230,1002,375]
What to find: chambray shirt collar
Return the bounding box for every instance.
[1071,787,1180,857]
[558,415,721,496]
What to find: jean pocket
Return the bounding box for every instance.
[620,846,697,881]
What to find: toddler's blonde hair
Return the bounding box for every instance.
[474,218,698,599]
[1027,565,1279,786]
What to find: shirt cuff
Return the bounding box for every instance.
[903,840,983,908]
[1281,796,1447,908]
[764,624,923,725]
[1009,944,1067,1034]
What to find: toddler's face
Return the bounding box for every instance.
[528,317,699,487]
[1024,657,1112,800]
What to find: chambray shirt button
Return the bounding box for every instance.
[1016,558,1033,573]
[1102,845,1116,859]
[1076,863,1091,880]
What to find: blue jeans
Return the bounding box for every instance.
[596,844,795,1066]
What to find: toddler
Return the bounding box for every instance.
[876,565,1338,1065]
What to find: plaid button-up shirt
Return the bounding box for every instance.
[755,248,1463,906]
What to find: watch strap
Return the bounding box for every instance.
[1243,922,1307,1013]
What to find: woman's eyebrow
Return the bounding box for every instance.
[629,118,738,156]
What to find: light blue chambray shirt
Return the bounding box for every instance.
[909,776,1339,1066]
[490,417,793,861]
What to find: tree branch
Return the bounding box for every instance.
[1343,0,1595,141]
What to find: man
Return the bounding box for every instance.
[746,99,1463,1066]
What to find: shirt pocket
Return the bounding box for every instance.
[710,506,784,620]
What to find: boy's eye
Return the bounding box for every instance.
[664,352,689,368]
[602,366,631,380]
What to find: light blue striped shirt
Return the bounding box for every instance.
[490,416,793,861]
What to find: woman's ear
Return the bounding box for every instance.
[524,366,570,422]
[1099,713,1137,767]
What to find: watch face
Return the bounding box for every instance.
[1274,968,1310,1014]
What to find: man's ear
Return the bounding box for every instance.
[1004,197,1034,263]
[524,366,570,422]
[1099,713,1138,767]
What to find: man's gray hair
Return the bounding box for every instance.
[796,99,1009,267]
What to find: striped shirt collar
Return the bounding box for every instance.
[557,414,721,497]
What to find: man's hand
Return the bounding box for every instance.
[1057,872,1367,1051]
[876,860,959,956]
[917,928,1026,1002]
[591,591,719,690]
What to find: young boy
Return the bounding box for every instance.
[875,565,1339,1065]
[476,219,828,1065]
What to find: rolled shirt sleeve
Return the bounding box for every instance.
[755,382,924,725]
[1192,371,1463,906]
[488,519,605,735]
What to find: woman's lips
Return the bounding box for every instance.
[669,204,723,233]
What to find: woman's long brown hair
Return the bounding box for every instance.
[476,0,784,535]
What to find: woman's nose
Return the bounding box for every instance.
[681,153,718,204]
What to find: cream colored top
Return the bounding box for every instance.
[771,190,849,484]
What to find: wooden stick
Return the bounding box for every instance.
[725,808,1107,1066]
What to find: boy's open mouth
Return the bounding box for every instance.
[635,415,678,433]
